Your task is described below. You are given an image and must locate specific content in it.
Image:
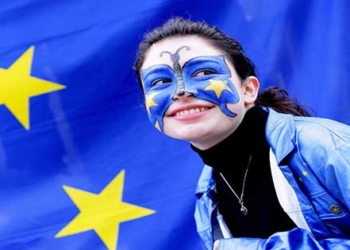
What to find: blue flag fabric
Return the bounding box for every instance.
[0,1,349,250]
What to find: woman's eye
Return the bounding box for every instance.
[192,69,216,77]
[151,78,172,87]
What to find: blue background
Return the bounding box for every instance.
[0,1,349,249]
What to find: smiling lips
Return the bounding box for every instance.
[167,105,214,119]
[175,107,209,116]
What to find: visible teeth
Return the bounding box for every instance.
[175,107,208,116]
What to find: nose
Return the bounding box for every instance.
[172,90,193,100]
[174,77,185,97]
[175,88,185,96]
[171,75,186,99]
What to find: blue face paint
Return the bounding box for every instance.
[141,55,240,131]
[142,64,177,129]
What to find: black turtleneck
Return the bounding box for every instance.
[191,106,296,238]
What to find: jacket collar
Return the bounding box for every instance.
[195,164,215,196]
[265,108,296,164]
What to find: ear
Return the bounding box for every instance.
[242,76,259,107]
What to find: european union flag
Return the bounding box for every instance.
[0,0,349,250]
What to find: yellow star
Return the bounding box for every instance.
[0,46,66,130]
[145,92,159,114]
[55,170,155,250]
[302,171,308,176]
[205,79,232,98]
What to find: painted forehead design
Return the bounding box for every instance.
[142,48,240,131]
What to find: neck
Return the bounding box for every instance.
[190,123,240,150]
[190,105,268,171]
[190,106,253,150]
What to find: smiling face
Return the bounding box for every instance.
[140,36,258,150]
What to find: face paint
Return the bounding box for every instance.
[141,55,240,131]
[142,64,176,130]
[160,46,190,96]
[182,55,240,117]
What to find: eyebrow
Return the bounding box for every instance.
[141,64,173,79]
[142,55,227,76]
[182,55,226,68]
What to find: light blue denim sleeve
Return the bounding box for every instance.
[218,228,350,250]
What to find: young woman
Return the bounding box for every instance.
[134,17,350,250]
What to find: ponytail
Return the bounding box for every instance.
[255,86,313,117]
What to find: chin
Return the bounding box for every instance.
[170,129,211,143]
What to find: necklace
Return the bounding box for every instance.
[219,154,252,216]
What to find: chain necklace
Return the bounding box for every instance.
[219,154,252,216]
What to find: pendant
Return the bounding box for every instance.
[240,205,248,215]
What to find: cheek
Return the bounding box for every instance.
[227,78,244,99]
[144,88,175,131]
[227,77,241,91]
[226,100,245,115]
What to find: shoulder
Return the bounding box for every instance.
[293,116,350,149]
[266,108,350,163]
[267,107,350,147]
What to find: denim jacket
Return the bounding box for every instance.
[194,108,350,249]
